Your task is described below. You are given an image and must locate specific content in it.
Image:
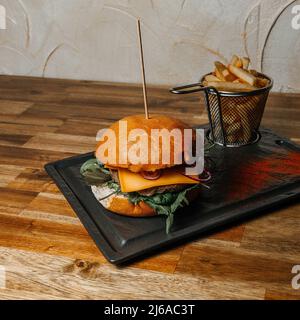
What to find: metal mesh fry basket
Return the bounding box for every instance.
[171,72,273,147]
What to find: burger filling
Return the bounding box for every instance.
[80,159,201,232]
[110,168,187,196]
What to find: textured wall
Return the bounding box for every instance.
[0,0,299,92]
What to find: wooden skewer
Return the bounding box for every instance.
[137,19,149,119]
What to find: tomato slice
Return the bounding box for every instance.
[141,170,162,180]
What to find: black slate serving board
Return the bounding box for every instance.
[45,128,300,264]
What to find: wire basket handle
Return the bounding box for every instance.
[170,82,225,145]
[170,82,219,95]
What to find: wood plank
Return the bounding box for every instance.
[265,287,300,300]
[241,204,300,261]
[131,246,185,274]
[0,165,24,187]
[209,225,245,243]
[0,247,266,300]
[0,100,32,115]
[6,168,52,193]
[0,188,37,215]
[0,213,105,263]
[0,133,32,147]
[26,193,77,217]
[0,122,59,136]
[23,192,77,219]
[41,180,63,194]
[55,119,114,137]
[23,133,95,154]
[0,145,74,168]
[175,241,299,299]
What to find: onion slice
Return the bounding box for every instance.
[141,170,162,180]
[180,169,212,182]
[198,169,212,182]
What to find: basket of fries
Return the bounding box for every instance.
[171,55,273,147]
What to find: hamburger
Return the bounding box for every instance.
[81,114,205,232]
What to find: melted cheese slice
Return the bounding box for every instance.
[118,168,199,193]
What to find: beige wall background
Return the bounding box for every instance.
[0,0,299,92]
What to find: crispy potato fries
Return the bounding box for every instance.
[204,74,221,82]
[202,81,256,92]
[241,57,250,69]
[228,65,257,86]
[214,61,236,82]
[203,55,270,92]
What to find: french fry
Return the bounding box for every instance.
[256,77,269,88]
[215,68,225,81]
[205,81,257,92]
[231,55,243,68]
[230,55,239,66]
[204,74,221,82]
[228,64,258,86]
[214,61,236,82]
[241,57,250,69]
[236,59,243,68]
[214,62,226,81]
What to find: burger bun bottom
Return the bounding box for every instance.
[91,184,201,218]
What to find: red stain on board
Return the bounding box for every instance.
[228,151,300,199]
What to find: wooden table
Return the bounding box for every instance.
[0,75,299,300]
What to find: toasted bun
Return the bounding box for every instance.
[91,184,155,217]
[95,114,193,173]
[91,184,201,218]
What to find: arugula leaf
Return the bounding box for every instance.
[126,184,200,233]
[166,214,174,234]
[106,180,121,192]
